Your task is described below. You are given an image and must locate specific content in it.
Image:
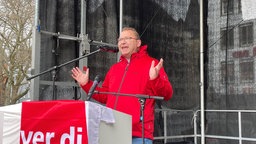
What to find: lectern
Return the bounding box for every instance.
[0,101,132,144]
[99,107,132,144]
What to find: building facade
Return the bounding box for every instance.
[208,0,255,97]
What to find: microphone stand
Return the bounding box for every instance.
[93,91,164,144]
[27,49,101,100]
[139,97,146,144]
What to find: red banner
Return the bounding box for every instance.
[20,100,88,144]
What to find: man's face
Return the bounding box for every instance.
[117,30,141,59]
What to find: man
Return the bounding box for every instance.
[71,27,173,144]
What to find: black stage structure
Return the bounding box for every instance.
[30,0,256,143]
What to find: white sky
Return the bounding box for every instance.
[241,0,256,21]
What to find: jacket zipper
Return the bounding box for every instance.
[113,62,130,110]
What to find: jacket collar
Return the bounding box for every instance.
[120,45,148,62]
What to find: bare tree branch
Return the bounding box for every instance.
[0,0,34,106]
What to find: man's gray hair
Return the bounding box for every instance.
[121,27,140,39]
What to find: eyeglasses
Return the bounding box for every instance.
[118,37,138,42]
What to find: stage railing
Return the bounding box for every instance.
[154,109,256,144]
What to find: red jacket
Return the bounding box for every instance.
[81,45,173,140]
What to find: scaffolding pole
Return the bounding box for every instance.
[200,0,205,143]
[30,0,40,100]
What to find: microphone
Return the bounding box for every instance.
[87,75,101,101]
[98,45,119,53]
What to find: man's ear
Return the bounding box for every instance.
[137,39,142,47]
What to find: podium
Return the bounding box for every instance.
[0,101,132,144]
[99,108,132,144]
[86,101,132,144]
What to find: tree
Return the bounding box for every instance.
[0,0,34,106]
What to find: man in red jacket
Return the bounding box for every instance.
[71,27,173,144]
